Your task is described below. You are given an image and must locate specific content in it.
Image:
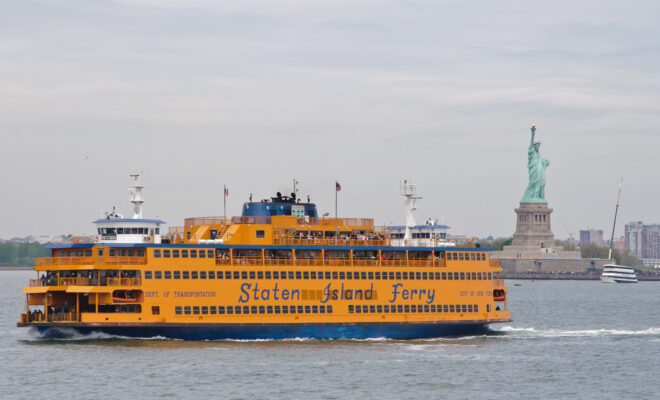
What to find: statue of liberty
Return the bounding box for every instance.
[522,124,550,203]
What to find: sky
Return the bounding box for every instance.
[1,0,660,240]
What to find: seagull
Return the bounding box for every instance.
[83,155,90,160]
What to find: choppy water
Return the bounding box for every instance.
[1,270,659,399]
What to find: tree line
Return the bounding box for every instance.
[0,242,49,266]
[478,238,640,267]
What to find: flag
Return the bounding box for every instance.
[335,181,341,192]
[224,186,229,197]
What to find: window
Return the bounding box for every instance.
[182,250,189,258]
[173,271,181,279]
[430,305,436,312]
[234,306,242,315]
[199,250,206,258]
[422,272,428,280]
[467,305,473,312]
[288,271,294,279]
[332,272,338,280]
[267,306,273,314]
[164,249,171,258]
[297,305,304,314]
[304,271,310,279]
[184,306,191,315]
[488,273,492,280]
[443,305,449,313]
[265,271,272,279]
[375,271,381,280]
[424,305,430,313]
[210,306,217,314]
[183,271,190,279]
[191,271,198,279]
[348,305,354,313]
[309,271,316,279]
[282,305,289,314]
[137,248,144,257]
[368,272,374,280]
[361,272,367,280]
[173,250,180,258]
[474,305,479,312]
[376,305,383,313]
[461,305,467,313]
[319,305,326,313]
[190,249,197,258]
[404,305,410,313]
[193,306,200,315]
[233,271,239,279]
[325,271,331,279]
[274,305,281,314]
[453,272,459,280]
[402,272,408,280]
[207,250,214,258]
[249,271,256,279]
[175,306,182,315]
[218,306,225,314]
[389,272,395,280]
[258,271,264,279]
[241,271,248,279]
[208,271,215,279]
[460,272,465,280]
[200,271,207,279]
[259,306,266,314]
[145,271,153,279]
[327,305,333,313]
[471,272,477,280]
[154,271,162,279]
[226,306,233,315]
[256,230,265,239]
[273,271,279,279]
[202,306,208,315]
[164,271,172,279]
[339,271,345,280]
[355,305,362,313]
[224,271,231,279]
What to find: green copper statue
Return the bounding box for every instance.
[521,124,549,203]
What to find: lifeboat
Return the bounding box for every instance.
[493,289,506,302]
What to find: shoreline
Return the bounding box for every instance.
[0,266,34,271]
[503,272,660,281]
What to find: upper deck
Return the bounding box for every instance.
[169,215,472,248]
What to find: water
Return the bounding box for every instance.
[1,270,659,399]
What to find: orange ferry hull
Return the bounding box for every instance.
[30,320,511,340]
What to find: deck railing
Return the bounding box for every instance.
[103,256,147,265]
[35,257,94,266]
[273,237,388,247]
[59,277,91,286]
[48,312,80,322]
[106,278,141,286]
[214,256,456,268]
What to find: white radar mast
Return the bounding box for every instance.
[129,174,145,219]
[401,180,421,242]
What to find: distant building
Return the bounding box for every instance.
[625,221,660,266]
[579,229,604,247]
[613,237,626,251]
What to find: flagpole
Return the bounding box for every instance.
[335,181,338,244]
[223,184,227,223]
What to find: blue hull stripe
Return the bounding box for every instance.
[34,323,491,340]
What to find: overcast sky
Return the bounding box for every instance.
[2,0,660,240]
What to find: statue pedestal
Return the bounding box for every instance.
[511,202,554,247]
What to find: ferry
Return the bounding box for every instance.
[600,264,638,283]
[18,176,512,340]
